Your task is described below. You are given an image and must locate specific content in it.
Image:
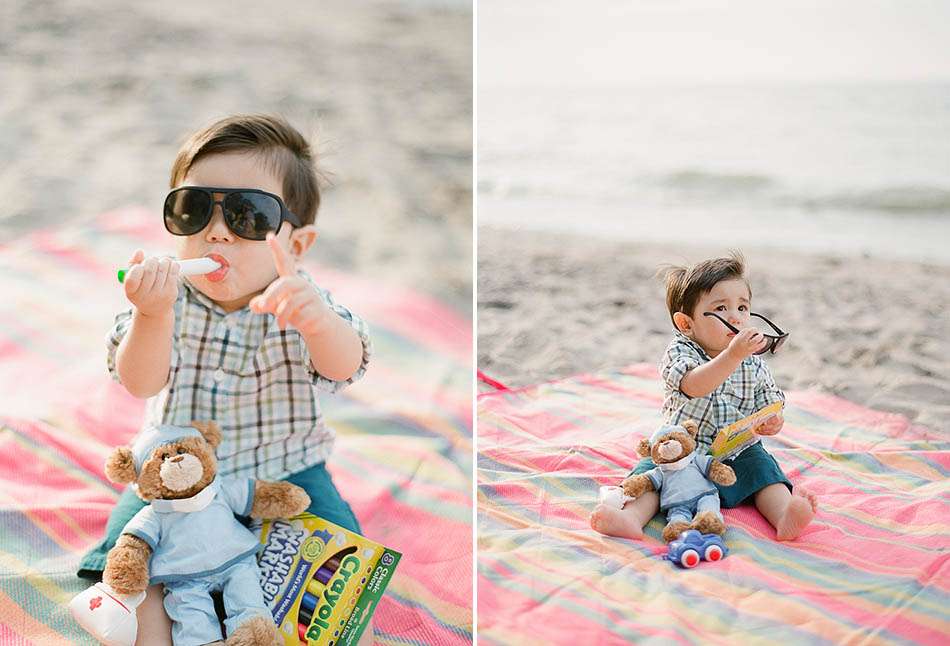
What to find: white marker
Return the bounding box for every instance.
[117,258,221,283]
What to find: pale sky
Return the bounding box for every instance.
[478,0,950,86]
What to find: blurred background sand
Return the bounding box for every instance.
[477,0,950,432]
[478,228,950,432]
[0,0,472,311]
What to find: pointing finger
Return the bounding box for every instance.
[250,278,305,314]
[266,232,295,278]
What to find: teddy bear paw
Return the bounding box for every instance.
[662,520,692,543]
[224,614,281,646]
[691,511,725,535]
[103,546,150,596]
[282,483,311,516]
[252,480,312,519]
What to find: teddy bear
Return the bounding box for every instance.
[621,420,737,543]
[102,421,311,646]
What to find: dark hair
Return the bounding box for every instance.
[660,251,750,324]
[170,114,322,225]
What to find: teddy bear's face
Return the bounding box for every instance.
[104,421,222,502]
[136,436,217,501]
[637,420,699,464]
[649,430,696,464]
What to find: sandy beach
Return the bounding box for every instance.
[0,0,472,311]
[478,226,950,432]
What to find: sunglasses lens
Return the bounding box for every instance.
[165,189,212,236]
[223,192,283,240]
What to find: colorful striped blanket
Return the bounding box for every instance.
[478,365,949,645]
[0,209,472,644]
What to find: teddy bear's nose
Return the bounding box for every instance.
[170,455,184,463]
[657,441,681,459]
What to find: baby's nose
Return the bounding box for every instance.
[204,211,232,242]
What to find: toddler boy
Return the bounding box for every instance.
[78,114,374,644]
[591,252,816,542]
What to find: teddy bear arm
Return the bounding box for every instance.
[249,480,312,519]
[621,474,655,498]
[708,461,737,486]
[103,534,152,595]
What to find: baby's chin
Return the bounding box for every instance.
[696,337,729,356]
[187,276,260,312]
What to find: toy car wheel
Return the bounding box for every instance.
[680,549,700,568]
[704,544,723,562]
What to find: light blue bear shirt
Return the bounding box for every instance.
[642,453,717,512]
[122,477,258,584]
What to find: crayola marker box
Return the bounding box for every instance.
[252,513,401,645]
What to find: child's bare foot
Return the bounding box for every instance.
[776,489,817,540]
[589,504,644,539]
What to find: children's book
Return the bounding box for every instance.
[709,401,784,460]
[253,513,401,645]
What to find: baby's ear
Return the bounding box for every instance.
[682,420,699,438]
[637,439,652,457]
[190,421,221,449]
[104,447,137,484]
[290,225,318,259]
[672,311,693,335]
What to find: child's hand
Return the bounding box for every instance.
[725,327,769,360]
[754,414,784,436]
[123,250,180,318]
[249,233,333,336]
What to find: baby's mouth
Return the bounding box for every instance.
[204,254,230,282]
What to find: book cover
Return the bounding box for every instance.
[709,401,784,460]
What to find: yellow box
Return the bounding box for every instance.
[253,513,401,645]
[709,401,784,459]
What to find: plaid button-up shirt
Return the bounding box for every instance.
[107,271,371,481]
[659,331,784,452]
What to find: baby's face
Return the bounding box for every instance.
[174,151,294,312]
[684,278,752,356]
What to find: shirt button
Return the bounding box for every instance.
[213,368,226,382]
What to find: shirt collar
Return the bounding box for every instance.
[672,330,712,361]
[657,452,695,473]
[151,478,219,513]
[181,279,228,315]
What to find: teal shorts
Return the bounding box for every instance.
[627,441,792,509]
[77,461,361,580]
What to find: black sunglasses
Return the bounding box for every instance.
[164,186,302,241]
[702,311,789,355]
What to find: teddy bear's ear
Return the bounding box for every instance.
[637,439,652,457]
[104,447,137,484]
[682,420,699,438]
[190,421,221,449]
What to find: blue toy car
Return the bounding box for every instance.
[664,530,727,568]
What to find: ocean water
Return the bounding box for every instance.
[478,82,950,264]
